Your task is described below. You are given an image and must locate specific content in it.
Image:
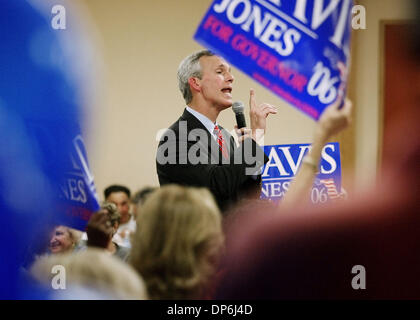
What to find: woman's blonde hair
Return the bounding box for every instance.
[100,201,120,227]
[129,185,224,299]
[30,248,148,299]
[67,227,82,246]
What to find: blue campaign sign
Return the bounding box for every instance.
[0,0,100,298]
[261,142,343,204]
[58,133,100,231]
[194,0,353,119]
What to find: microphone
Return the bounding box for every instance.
[232,101,246,129]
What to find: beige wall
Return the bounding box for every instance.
[78,0,413,198]
[353,0,413,189]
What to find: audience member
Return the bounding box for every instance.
[131,186,157,220]
[129,185,224,299]
[49,226,82,255]
[214,19,420,299]
[215,138,419,299]
[30,248,147,299]
[104,185,136,248]
[80,202,130,261]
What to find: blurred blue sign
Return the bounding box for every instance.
[58,133,100,231]
[0,0,99,298]
[195,0,353,119]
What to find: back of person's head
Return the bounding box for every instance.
[30,248,147,299]
[100,201,121,227]
[104,185,131,200]
[215,5,420,297]
[130,185,223,299]
[216,185,420,299]
[131,187,157,206]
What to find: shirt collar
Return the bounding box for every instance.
[186,106,218,138]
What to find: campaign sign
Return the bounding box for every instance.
[0,0,101,297]
[194,0,353,119]
[261,142,342,204]
[58,133,100,231]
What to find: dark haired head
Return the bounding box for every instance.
[104,185,131,200]
[132,187,157,206]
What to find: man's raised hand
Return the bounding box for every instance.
[249,89,277,142]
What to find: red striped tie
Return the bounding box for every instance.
[214,125,229,159]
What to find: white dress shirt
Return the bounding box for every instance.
[186,106,219,140]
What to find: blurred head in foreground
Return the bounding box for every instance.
[130,185,224,299]
[30,248,147,299]
[214,6,420,299]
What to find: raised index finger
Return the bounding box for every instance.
[249,88,256,109]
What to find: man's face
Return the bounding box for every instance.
[197,55,234,109]
[106,191,130,222]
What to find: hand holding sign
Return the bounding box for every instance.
[316,98,352,143]
[281,97,352,209]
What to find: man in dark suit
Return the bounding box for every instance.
[156,50,277,212]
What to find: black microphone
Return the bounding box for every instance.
[232,101,246,129]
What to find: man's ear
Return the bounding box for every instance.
[188,77,201,93]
